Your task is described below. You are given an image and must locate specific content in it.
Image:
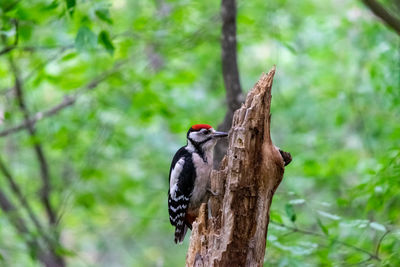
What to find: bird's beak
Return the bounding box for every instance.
[212,131,228,138]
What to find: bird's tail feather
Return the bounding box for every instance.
[174,224,188,244]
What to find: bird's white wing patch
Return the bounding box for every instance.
[170,158,185,198]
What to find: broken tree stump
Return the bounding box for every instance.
[186,67,291,267]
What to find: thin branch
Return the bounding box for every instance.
[0,96,75,137]
[375,230,391,258]
[0,19,18,57]
[2,0,20,13]
[0,188,59,266]
[343,257,373,266]
[2,21,58,224]
[17,44,74,52]
[0,46,16,56]
[362,0,400,35]
[0,46,71,96]
[9,56,57,225]
[270,221,380,261]
[0,188,64,266]
[0,189,30,235]
[0,156,53,244]
[0,19,64,265]
[0,59,127,138]
[0,44,73,55]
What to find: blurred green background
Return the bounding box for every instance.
[0,0,399,266]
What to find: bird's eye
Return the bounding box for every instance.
[201,129,209,135]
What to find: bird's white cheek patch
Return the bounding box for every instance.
[189,132,203,143]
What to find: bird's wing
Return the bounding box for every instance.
[168,147,195,243]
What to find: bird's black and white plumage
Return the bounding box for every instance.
[168,124,228,243]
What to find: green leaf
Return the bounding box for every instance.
[75,192,95,209]
[4,111,11,120]
[65,0,76,16]
[285,203,296,222]
[1,0,19,13]
[98,30,115,55]
[61,52,77,61]
[270,211,283,224]
[44,0,59,10]
[75,26,97,52]
[95,8,113,24]
[55,246,76,257]
[317,218,329,235]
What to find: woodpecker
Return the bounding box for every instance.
[168,124,228,243]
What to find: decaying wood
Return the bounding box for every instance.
[186,67,291,266]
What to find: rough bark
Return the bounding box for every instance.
[186,67,291,266]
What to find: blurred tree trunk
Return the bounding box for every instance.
[361,0,400,35]
[186,67,292,266]
[214,0,243,167]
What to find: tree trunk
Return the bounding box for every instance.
[214,0,244,167]
[186,67,291,266]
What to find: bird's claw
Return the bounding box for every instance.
[207,188,219,196]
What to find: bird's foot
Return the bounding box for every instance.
[207,188,219,196]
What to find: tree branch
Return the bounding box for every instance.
[375,230,390,259]
[0,189,30,236]
[0,188,64,267]
[214,0,243,166]
[0,19,18,57]
[0,45,73,56]
[0,19,19,56]
[270,221,380,261]
[0,156,53,244]
[362,0,400,35]
[0,60,127,138]
[9,56,57,225]
[0,46,71,96]
[0,46,16,56]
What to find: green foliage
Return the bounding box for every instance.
[0,0,399,266]
[98,30,114,55]
[95,8,113,24]
[65,0,76,16]
[285,203,296,223]
[75,26,97,52]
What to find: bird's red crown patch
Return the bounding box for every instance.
[191,124,212,131]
